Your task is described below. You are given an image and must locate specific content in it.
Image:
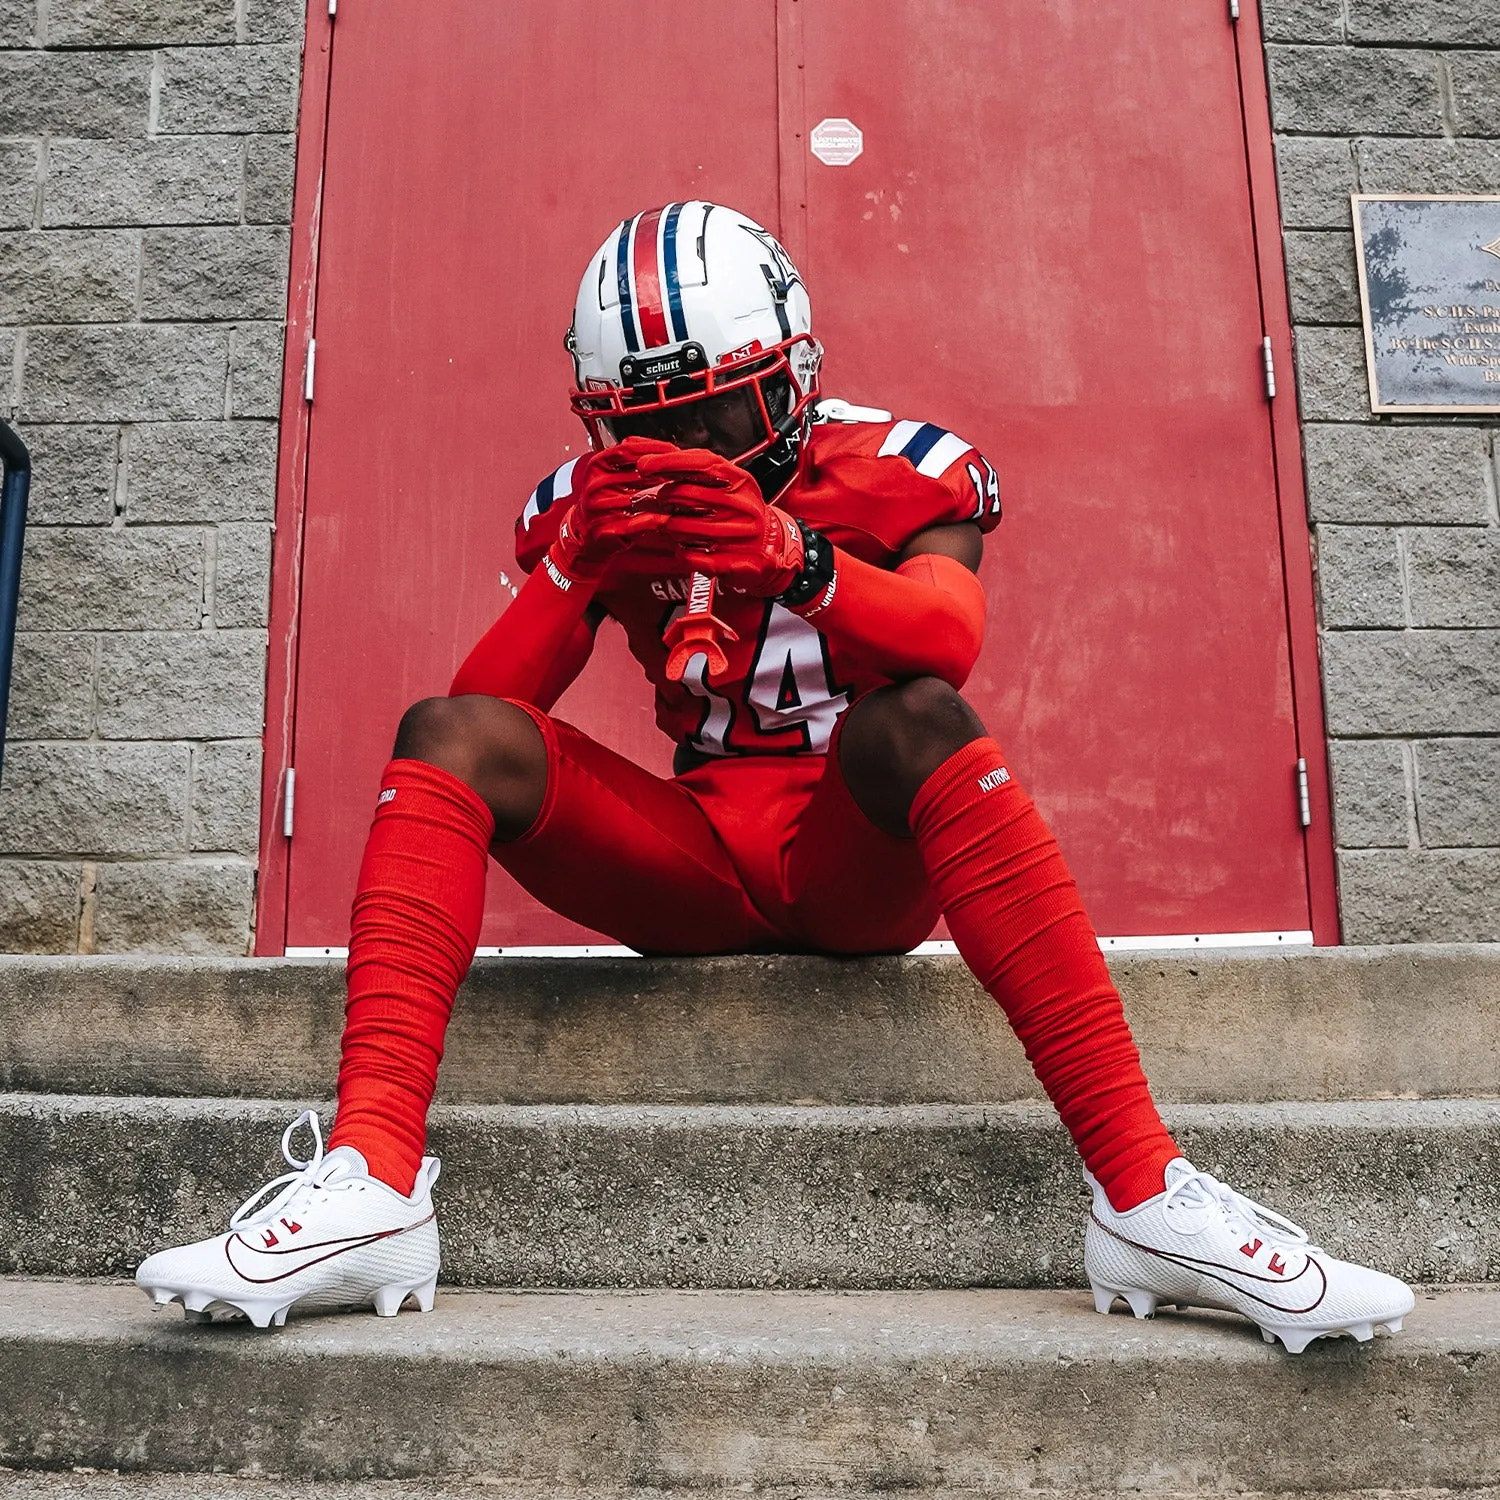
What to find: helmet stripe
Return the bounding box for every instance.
[662,202,689,342]
[632,207,669,348]
[615,220,640,354]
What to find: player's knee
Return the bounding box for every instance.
[393,695,546,808]
[872,677,986,764]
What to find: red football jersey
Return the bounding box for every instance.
[514,415,1002,757]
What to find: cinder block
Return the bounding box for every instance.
[17,527,203,633]
[95,630,266,740]
[0,51,149,137]
[1293,325,1372,421]
[1315,525,1405,628]
[91,858,253,954]
[1327,738,1408,848]
[10,424,117,524]
[1273,137,1356,230]
[0,229,137,323]
[1407,529,1500,628]
[43,137,241,229]
[243,0,304,42]
[1348,0,1500,45]
[1338,847,1500,943]
[243,135,295,224]
[1416,739,1500,848]
[1283,229,1361,324]
[1265,46,1443,136]
[1448,53,1500,138]
[1302,424,1492,525]
[1260,0,1343,43]
[5,632,94,739]
[1322,628,1500,735]
[0,0,39,46]
[0,861,80,953]
[228,324,285,418]
[157,45,301,135]
[0,742,188,856]
[125,421,277,523]
[20,325,229,423]
[0,140,38,229]
[140,227,290,322]
[191,739,263,854]
[1355,136,1500,196]
[212,522,271,628]
[46,0,235,46]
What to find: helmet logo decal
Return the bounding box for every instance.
[742,224,804,303]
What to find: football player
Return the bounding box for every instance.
[138,203,1413,1351]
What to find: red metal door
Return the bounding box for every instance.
[262,0,1329,952]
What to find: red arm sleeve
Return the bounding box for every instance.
[448,557,599,710]
[789,547,986,689]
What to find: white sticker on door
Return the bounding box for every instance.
[810,117,863,166]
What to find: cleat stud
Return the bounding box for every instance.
[1261,1329,1278,1345]
[272,1305,290,1328]
[1349,1321,1374,1343]
[1123,1289,1159,1320]
[1380,1317,1404,1336]
[241,1301,275,1329]
[151,1288,176,1307]
[183,1291,213,1314]
[184,1307,213,1324]
[1090,1284,1121,1316]
[413,1274,437,1313]
[1278,1328,1318,1355]
[374,1284,406,1318]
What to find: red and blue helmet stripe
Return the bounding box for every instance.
[614,204,691,355]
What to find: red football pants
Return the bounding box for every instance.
[333,708,1176,1206]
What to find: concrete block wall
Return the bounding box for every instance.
[1263,0,1500,942]
[0,0,303,952]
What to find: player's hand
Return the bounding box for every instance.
[548,436,678,579]
[632,448,806,596]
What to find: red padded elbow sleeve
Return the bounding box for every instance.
[790,548,986,688]
[448,557,597,708]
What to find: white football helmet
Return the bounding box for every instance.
[566,202,822,498]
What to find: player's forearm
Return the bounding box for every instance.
[788,547,986,688]
[448,557,598,708]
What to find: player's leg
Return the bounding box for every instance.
[138,694,772,1325]
[832,676,1413,1352]
[331,693,775,1192]
[836,676,1179,1208]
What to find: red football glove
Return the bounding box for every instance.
[548,436,680,580]
[633,447,806,596]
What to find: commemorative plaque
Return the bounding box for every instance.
[1353,194,1500,414]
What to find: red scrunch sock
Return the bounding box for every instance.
[328,758,494,1193]
[910,738,1179,1211]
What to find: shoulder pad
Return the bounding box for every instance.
[877,420,976,480]
[518,456,582,535]
[813,397,894,424]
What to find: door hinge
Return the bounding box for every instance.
[1295,758,1311,829]
[1261,335,1276,400]
[303,338,316,403]
[283,767,296,839]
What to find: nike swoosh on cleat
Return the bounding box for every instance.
[222,1212,435,1285]
[1091,1214,1329,1314]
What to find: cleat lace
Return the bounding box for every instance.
[1165,1166,1317,1253]
[228,1111,360,1231]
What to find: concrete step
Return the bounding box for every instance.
[0,1279,1495,1489]
[5,1487,1497,1500]
[5,1094,1496,1288]
[2,945,1499,1106]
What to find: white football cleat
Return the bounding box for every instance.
[135,1110,441,1328]
[1085,1157,1415,1354]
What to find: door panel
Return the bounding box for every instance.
[280,0,1310,949]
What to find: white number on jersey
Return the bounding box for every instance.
[745,604,851,753]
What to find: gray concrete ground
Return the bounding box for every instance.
[0,1280,1494,1491]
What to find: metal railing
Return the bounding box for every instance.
[0,420,30,790]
